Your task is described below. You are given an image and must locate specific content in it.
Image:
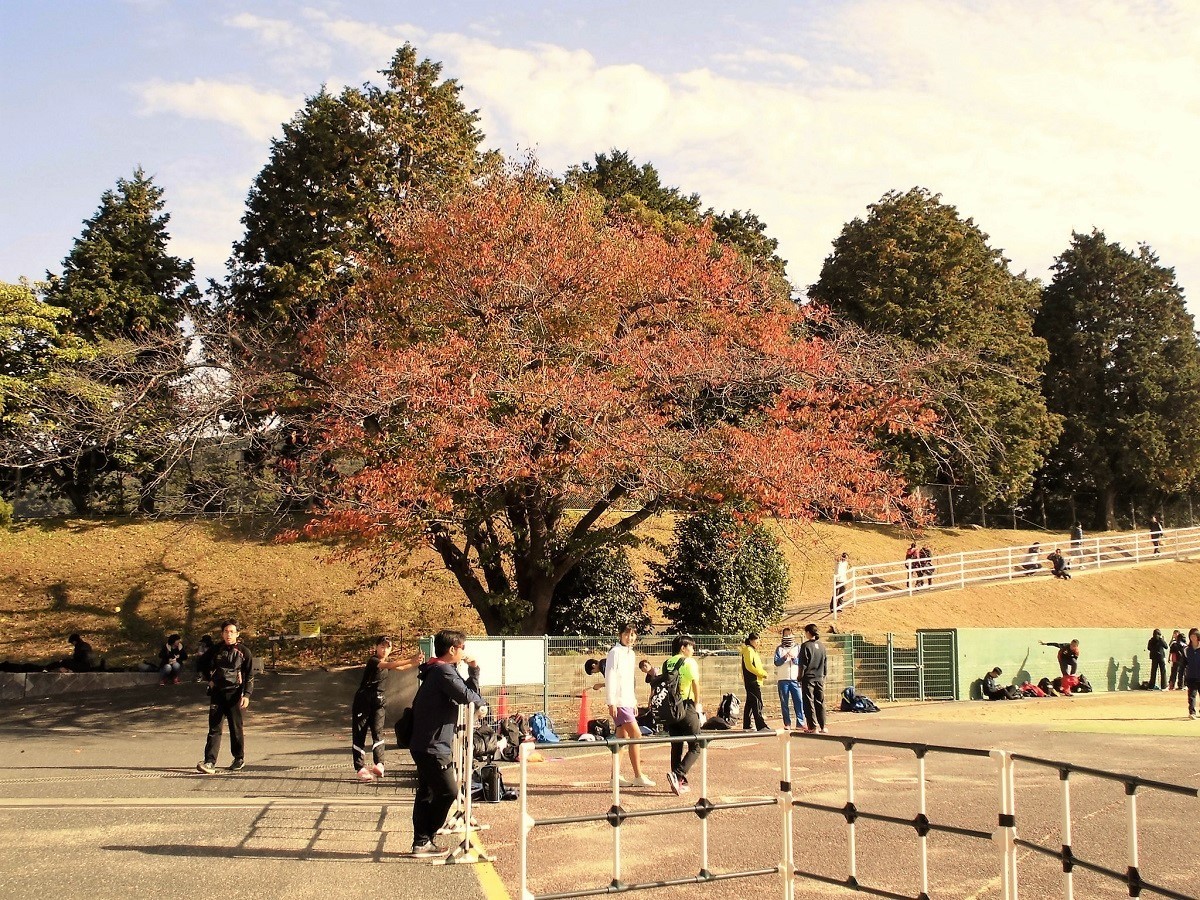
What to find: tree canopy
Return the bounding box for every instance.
[294,164,930,634]
[809,187,1060,512]
[1035,230,1200,528]
[567,150,788,289]
[222,44,491,332]
[43,168,196,343]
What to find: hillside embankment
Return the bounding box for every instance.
[2,517,1197,666]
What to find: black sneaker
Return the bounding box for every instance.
[196,761,216,775]
[229,758,245,772]
[410,840,443,858]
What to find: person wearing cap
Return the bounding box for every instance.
[1147,628,1169,691]
[351,636,423,782]
[773,627,805,731]
[740,633,770,731]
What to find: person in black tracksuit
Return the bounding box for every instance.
[196,620,254,774]
[1169,630,1188,691]
[1185,629,1200,719]
[799,624,828,733]
[1147,629,1169,690]
[351,636,423,781]
[408,629,486,857]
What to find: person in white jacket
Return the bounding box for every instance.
[605,623,655,788]
[773,627,805,731]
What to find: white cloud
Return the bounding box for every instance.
[136,79,301,143]
[226,12,332,68]
[416,1,1200,296]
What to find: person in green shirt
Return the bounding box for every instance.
[664,635,702,795]
[739,633,770,731]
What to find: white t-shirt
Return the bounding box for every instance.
[604,642,637,708]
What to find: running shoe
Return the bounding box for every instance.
[666,771,681,796]
[369,763,385,778]
[410,840,443,858]
[633,773,656,787]
[196,761,216,774]
[616,775,636,789]
[229,758,245,771]
[357,767,375,782]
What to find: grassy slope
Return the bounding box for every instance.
[2,517,1197,665]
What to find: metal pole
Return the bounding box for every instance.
[1126,784,1140,894]
[519,740,531,900]
[1007,754,1018,899]
[887,633,895,702]
[612,741,622,886]
[846,743,857,884]
[917,753,929,898]
[1060,771,1074,900]
[991,750,1014,900]
[779,731,794,900]
[699,739,710,877]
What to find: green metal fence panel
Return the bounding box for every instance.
[918,629,958,700]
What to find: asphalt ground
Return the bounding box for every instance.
[2,675,1198,900]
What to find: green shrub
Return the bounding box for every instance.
[651,506,788,634]
[549,545,650,636]
[0,498,13,527]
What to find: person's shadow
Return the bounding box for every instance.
[1107,657,1119,692]
[1131,656,1142,689]
[1119,664,1131,691]
[1015,651,1032,688]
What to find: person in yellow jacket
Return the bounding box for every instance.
[740,633,770,731]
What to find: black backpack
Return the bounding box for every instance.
[499,714,526,761]
[655,658,686,724]
[840,686,858,712]
[716,692,740,722]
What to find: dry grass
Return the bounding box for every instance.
[2,516,1197,667]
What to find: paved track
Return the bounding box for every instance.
[3,676,1198,899]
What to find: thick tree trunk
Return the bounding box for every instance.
[1102,486,1117,531]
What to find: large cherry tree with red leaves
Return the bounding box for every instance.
[299,165,932,634]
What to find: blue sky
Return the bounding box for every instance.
[4,1,1200,312]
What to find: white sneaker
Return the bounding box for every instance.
[369,763,385,778]
[616,775,636,788]
[356,767,375,782]
[633,773,656,787]
[1190,713,1197,720]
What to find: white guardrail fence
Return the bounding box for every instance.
[517,732,1199,900]
[832,524,1200,617]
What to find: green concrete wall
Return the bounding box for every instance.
[955,628,1165,699]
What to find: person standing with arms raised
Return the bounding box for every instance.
[604,623,655,788]
[799,623,828,734]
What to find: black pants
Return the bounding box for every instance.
[1170,657,1186,690]
[743,679,766,730]
[352,692,386,769]
[668,702,700,779]
[1188,678,1200,716]
[801,678,825,730]
[1149,656,1167,689]
[411,750,459,846]
[204,691,245,764]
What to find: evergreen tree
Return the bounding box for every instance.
[809,188,1060,515]
[37,170,196,512]
[223,44,491,331]
[567,150,789,289]
[1035,230,1200,528]
[548,545,649,637]
[43,168,196,342]
[650,508,789,635]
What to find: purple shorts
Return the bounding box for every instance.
[613,706,638,727]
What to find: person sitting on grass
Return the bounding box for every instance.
[158,633,187,685]
[1047,548,1071,580]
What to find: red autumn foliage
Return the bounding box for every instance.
[298,163,932,634]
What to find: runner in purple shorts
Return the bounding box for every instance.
[605,623,655,788]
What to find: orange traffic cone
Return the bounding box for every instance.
[497,687,508,720]
[577,687,590,737]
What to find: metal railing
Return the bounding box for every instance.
[833,524,1200,615]
[517,731,1200,899]
[1006,751,1199,900]
[518,731,784,899]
